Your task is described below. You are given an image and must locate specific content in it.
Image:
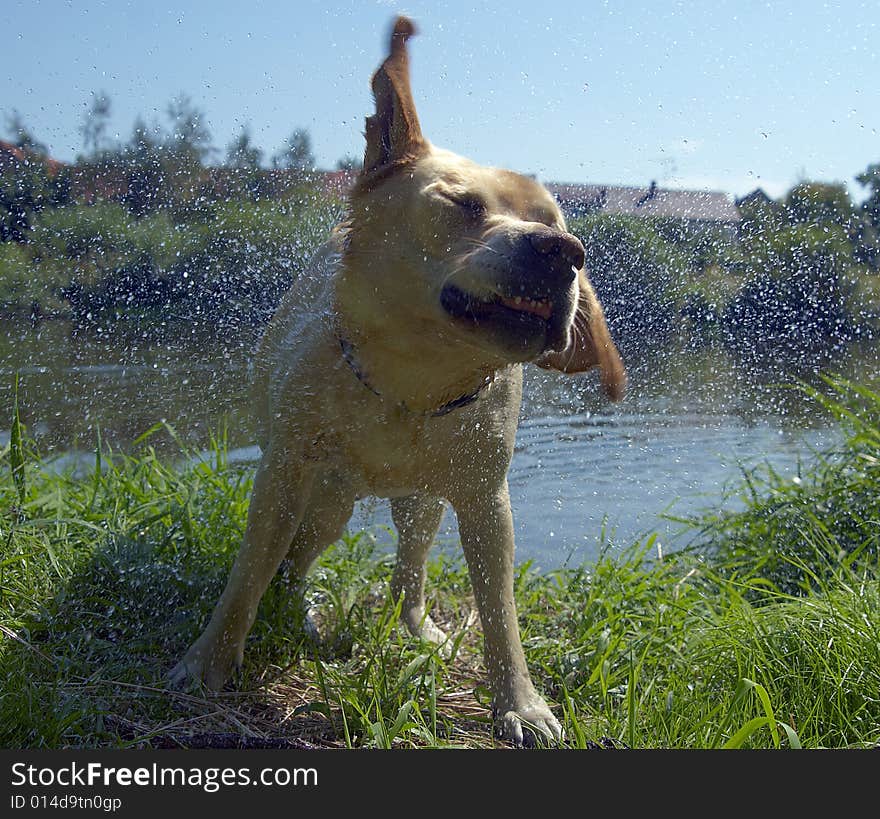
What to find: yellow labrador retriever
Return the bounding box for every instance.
[171,16,625,745]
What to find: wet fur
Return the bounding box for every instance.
[170,16,625,746]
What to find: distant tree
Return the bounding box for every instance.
[857,162,880,231]
[120,116,165,215]
[272,128,315,174]
[855,163,880,269]
[127,116,162,162]
[0,153,69,242]
[157,95,218,214]
[737,189,783,242]
[1,111,70,241]
[225,125,263,169]
[79,91,113,160]
[570,213,684,356]
[4,110,49,156]
[165,93,214,165]
[335,154,363,172]
[784,181,856,228]
[725,178,865,355]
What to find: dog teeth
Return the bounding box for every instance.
[497,294,554,319]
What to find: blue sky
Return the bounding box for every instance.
[3,0,878,199]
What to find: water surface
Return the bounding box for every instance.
[2,320,877,567]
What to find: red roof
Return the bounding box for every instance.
[0,139,66,176]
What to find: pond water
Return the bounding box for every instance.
[2,319,879,569]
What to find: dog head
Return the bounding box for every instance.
[338,17,625,401]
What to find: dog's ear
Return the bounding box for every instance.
[537,270,627,401]
[361,16,427,176]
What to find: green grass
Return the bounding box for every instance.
[1,378,879,749]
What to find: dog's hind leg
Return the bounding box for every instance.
[279,472,356,641]
[390,495,449,648]
[169,446,341,690]
[283,473,355,576]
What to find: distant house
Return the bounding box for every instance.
[545,180,741,229]
[0,140,66,176]
[0,144,745,230]
[734,187,774,209]
[302,173,743,228]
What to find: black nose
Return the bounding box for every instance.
[528,227,585,272]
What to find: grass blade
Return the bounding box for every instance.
[89,425,103,511]
[10,373,26,506]
[723,716,774,749]
[744,678,780,748]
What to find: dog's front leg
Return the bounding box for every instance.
[169,444,312,690]
[454,480,562,746]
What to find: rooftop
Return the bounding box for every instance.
[545,181,741,223]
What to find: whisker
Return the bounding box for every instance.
[463,237,499,255]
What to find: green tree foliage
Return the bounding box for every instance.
[165,93,214,165]
[79,92,113,161]
[106,101,214,217]
[736,189,782,245]
[335,154,363,171]
[21,195,340,325]
[2,86,878,350]
[272,128,315,175]
[225,125,263,170]
[4,110,49,156]
[856,163,880,231]
[118,117,169,216]
[570,213,690,356]
[855,163,880,269]
[1,111,67,243]
[222,125,267,202]
[0,93,347,318]
[0,241,39,307]
[725,181,871,356]
[785,182,855,226]
[0,155,70,243]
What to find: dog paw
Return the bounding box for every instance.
[167,638,243,691]
[301,607,323,645]
[493,692,563,748]
[401,609,451,656]
[415,614,449,646]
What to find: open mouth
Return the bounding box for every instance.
[441,284,554,326]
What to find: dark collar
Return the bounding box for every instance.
[337,334,492,417]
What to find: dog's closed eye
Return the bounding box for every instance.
[449,195,486,220]
[438,190,487,221]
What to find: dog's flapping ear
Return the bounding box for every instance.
[537,271,627,401]
[361,16,427,178]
